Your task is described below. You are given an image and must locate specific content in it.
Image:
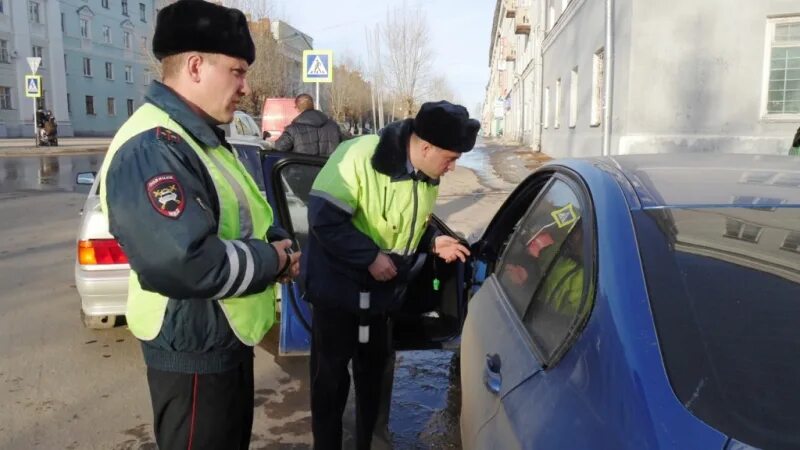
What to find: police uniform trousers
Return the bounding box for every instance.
[146,356,254,450]
[310,305,392,450]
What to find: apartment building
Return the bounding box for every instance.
[485,0,800,157]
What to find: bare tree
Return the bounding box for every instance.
[381,1,433,118]
[327,57,372,127]
[425,76,459,103]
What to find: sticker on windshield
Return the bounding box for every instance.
[551,203,578,229]
[146,173,185,219]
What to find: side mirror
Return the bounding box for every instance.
[76,172,96,186]
[262,131,271,140]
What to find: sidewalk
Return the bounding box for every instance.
[0,137,110,157]
[435,139,551,242]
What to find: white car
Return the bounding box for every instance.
[74,138,273,329]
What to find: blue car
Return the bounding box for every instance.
[263,152,800,449]
[460,154,800,450]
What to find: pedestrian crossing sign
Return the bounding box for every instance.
[302,50,333,83]
[24,75,41,98]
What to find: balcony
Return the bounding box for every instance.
[504,0,516,18]
[505,49,516,61]
[515,6,531,35]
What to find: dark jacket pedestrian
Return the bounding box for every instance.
[303,101,479,450]
[275,94,346,156]
[791,125,800,156]
[98,2,300,449]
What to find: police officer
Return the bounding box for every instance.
[303,101,480,449]
[99,1,300,448]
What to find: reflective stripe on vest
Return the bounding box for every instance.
[310,135,438,255]
[99,103,276,346]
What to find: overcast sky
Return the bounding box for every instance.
[274,0,495,117]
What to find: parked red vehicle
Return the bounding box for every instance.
[261,98,299,142]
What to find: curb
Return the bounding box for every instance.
[0,147,108,158]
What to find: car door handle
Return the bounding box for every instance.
[484,353,502,395]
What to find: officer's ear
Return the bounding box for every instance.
[186,53,204,83]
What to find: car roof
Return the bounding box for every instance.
[587,154,800,209]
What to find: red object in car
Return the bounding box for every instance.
[527,231,555,258]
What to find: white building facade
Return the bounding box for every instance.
[485,0,800,157]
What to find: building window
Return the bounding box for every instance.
[60,13,64,31]
[723,218,762,243]
[569,67,578,128]
[32,46,44,67]
[0,1,4,14]
[544,87,550,129]
[127,98,134,116]
[124,65,132,82]
[28,1,40,23]
[0,40,9,63]
[83,57,92,77]
[0,86,11,109]
[766,19,800,115]
[139,3,146,22]
[123,31,132,49]
[555,78,562,129]
[782,231,800,253]
[101,0,108,8]
[102,25,111,44]
[107,97,115,115]
[80,18,90,39]
[591,47,605,127]
[66,93,71,113]
[85,95,95,115]
[121,0,128,16]
[105,62,113,79]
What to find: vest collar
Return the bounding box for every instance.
[371,119,439,185]
[144,81,224,148]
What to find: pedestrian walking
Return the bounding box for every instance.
[98,1,300,448]
[274,94,348,157]
[302,101,480,450]
[790,125,800,156]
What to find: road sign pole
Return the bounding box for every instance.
[32,97,38,147]
[315,82,320,110]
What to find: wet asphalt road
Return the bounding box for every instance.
[0,151,477,449]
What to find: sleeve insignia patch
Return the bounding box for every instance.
[146,173,185,219]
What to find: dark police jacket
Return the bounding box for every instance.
[104,82,286,374]
[300,119,439,314]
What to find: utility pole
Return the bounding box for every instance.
[365,27,377,133]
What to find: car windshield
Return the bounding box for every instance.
[633,206,800,450]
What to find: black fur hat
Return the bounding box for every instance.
[152,0,255,65]
[413,101,481,153]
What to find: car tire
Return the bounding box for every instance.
[80,309,116,329]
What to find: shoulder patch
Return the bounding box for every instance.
[155,127,182,144]
[146,173,185,219]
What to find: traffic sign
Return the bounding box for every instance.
[302,50,333,83]
[25,75,41,98]
[27,57,41,74]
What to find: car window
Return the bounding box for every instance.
[232,144,265,192]
[634,206,800,450]
[234,118,246,136]
[496,178,592,362]
[276,163,321,251]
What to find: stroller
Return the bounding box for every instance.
[36,109,58,146]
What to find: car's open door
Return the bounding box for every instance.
[261,150,472,355]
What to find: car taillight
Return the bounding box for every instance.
[78,239,128,265]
